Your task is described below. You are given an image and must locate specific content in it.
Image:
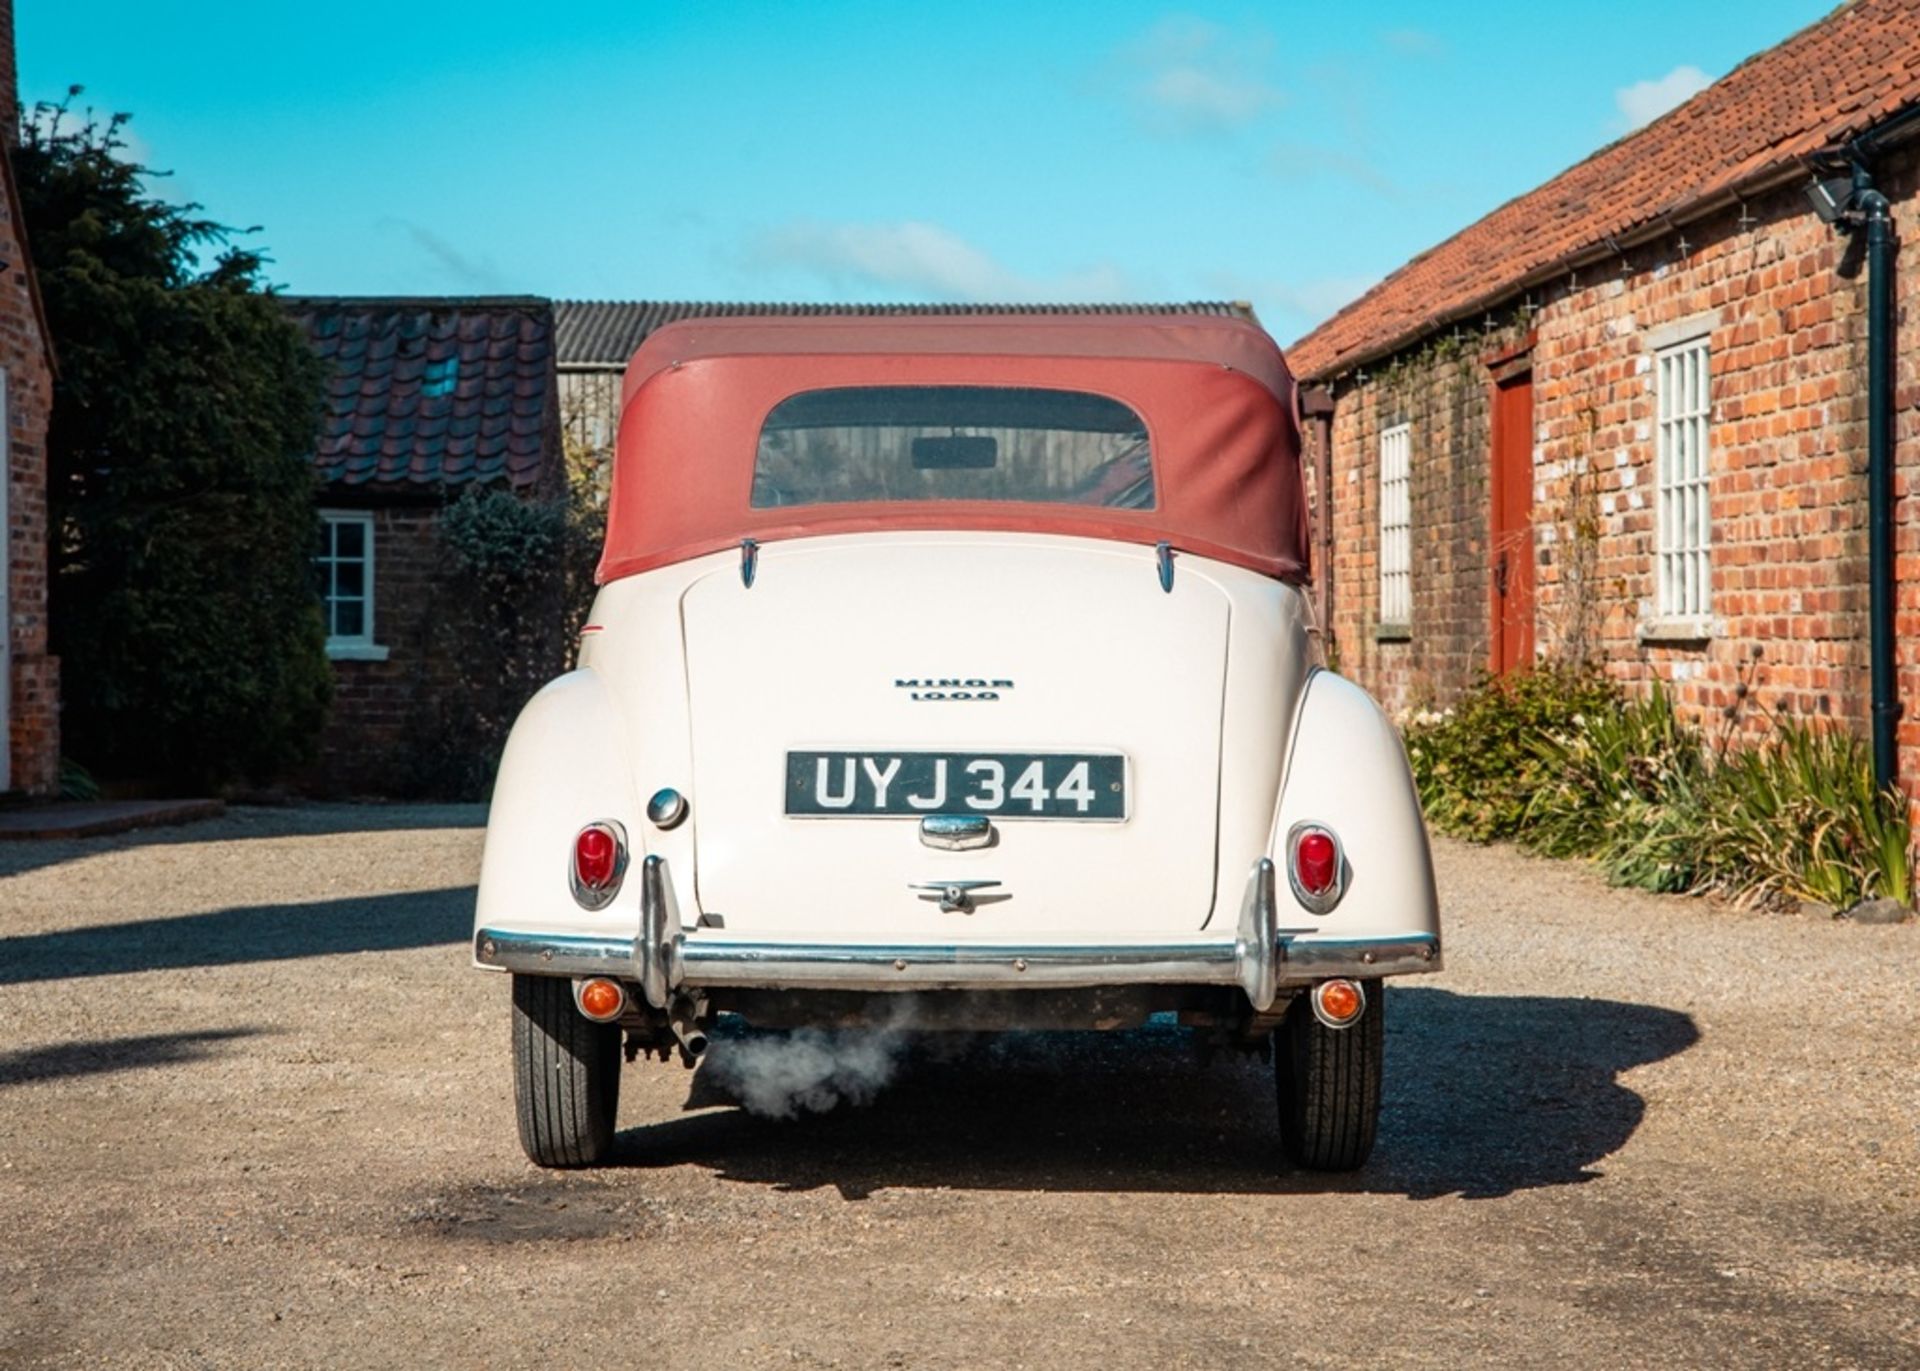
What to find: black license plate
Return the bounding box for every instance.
[786,751,1126,819]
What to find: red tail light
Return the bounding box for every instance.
[1287,823,1345,913]
[571,822,627,909]
[575,827,618,887]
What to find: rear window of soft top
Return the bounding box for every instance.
[751,385,1154,510]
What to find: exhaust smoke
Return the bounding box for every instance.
[703,1015,916,1120]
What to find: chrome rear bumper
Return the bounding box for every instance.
[474,856,1441,1013]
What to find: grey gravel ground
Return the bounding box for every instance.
[0,805,1916,1369]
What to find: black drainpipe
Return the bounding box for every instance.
[1817,104,1920,792]
[1859,171,1898,791]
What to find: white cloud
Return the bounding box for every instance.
[1380,27,1445,59]
[1614,65,1712,130]
[1269,141,1402,198]
[751,220,1132,303]
[1121,15,1284,134]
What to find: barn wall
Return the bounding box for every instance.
[0,0,57,794]
[1320,326,1527,714]
[1316,142,1920,805]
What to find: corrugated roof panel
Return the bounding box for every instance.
[554,299,1255,367]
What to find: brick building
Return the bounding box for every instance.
[286,297,562,794]
[1289,0,1920,798]
[0,0,57,796]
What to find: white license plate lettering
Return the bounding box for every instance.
[1055,760,1094,813]
[1009,760,1049,811]
[814,756,857,809]
[963,759,1005,810]
[905,758,948,810]
[862,755,902,807]
[787,751,1124,819]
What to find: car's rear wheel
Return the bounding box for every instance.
[512,973,621,1168]
[1274,979,1383,1171]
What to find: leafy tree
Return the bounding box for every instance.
[16,97,330,787]
[400,482,601,799]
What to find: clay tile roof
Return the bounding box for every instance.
[1288,0,1920,380]
[285,295,559,491]
[555,299,1255,368]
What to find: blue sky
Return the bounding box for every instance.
[22,2,1833,343]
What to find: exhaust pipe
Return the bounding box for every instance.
[669,997,709,1062]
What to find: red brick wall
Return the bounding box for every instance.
[1528,175,1884,743]
[307,505,460,796]
[1316,142,1920,810]
[0,2,17,136]
[0,5,59,795]
[1320,325,1527,712]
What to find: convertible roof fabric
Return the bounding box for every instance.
[600,314,1306,583]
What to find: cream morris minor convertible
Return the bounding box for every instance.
[474,313,1441,1171]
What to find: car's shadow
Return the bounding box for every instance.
[0,1028,266,1089]
[0,887,475,985]
[609,987,1698,1199]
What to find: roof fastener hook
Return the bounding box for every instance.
[740,538,759,588]
[1156,541,1174,593]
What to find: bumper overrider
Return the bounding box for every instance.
[475,856,1439,1013]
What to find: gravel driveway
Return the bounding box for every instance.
[1,806,1915,1369]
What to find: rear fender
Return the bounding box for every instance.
[1271,670,1439,939]
[474,670,644,953]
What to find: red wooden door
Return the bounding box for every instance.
[1489,370,1535,674]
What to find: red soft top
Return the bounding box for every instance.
[600,314,1307,583]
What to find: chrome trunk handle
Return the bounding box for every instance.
[918,814,994,850]
[908,879,1004,913]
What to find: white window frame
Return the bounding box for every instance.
[1654,334,1712,623]
[317,510,389,661]
[1378,422,1412,629]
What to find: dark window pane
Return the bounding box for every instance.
[334,600,364,638]
[334,559,363,598]
[333,519,366,558]
[752,386,1154,510]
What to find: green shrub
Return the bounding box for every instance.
[58,757,102,802]
[1699,721,1911,909]
[1522,680,1711,892]
[395,486,602,799]
[1588,782,1716,895]
[1408,669,1913,911]
[1403,667,1622,842]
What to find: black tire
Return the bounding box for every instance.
[511,974,621,1168]
[1274,980,1383,1171]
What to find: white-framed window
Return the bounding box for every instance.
[1379,422,1412,626]
[1655,336,1712,620]
[316,510,388,660]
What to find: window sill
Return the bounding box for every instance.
[1375,623,1412,643]
[326,641,391,662]
[1637,620,1712,647]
